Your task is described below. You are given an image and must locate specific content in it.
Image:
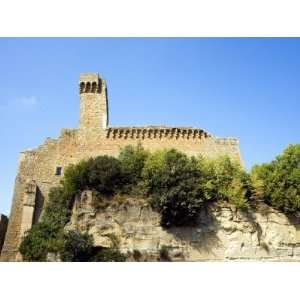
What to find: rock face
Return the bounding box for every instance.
[65,191,300,261]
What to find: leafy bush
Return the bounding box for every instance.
[86,156,123,195]
[19,186,71,261]
[132,249,142,261]
[200,156,252,207]
[89,248,127,262]
[159,245,171,261]
[118,144,149,193]
[62,156,123,197]
[60,230,94,262]
[142,149,206,227]
[42,187,71,229]
[19,222,63,261]
[251,144,300,214]
[62,160,89,199]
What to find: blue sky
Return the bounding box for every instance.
[0,38,299,215]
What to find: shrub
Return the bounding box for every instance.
[132,249,142,261]
[159,245,171,261]
[62,156,123,197]
[19,186,71,261]
[142,149,206,227]
[201,156,252,208]
[90,248,127,262]
[60,230,94,262]
[118,144,149,194]
[62,160,89,199]
[86,156,123,195]
[251,144,300,214]
[19,222,63,261]
[42,187,71,229]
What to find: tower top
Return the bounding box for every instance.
[79,73,100,83]
[79,73,105,94]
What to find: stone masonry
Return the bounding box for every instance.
[0,214,8,255]
[0,73,241,261]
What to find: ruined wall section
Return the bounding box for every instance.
[0,134,69,261]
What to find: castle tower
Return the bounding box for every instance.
[79,73,109,131]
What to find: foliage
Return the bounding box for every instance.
[62,160,89,199]
[86,156,123,195]
[251,144,300,214]
[199,156,252,209]
[19,222,63,262]
[89,248,127,262]
[159,245,171,261]
[19,186,71,261]
[118,144,149,194]
[60,230,94,262]
[62,156,123,197]
[42,187,71,229]
[132,249,142,261]
[142,149,206,227]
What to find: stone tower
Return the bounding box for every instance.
[79,73,109,132]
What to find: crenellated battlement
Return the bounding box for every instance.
[106,126,211,140]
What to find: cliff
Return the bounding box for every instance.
[65,191,300,261]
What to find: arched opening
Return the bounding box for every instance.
[80,82,85,93]
[86,82,91,93]
[91,81,97,93]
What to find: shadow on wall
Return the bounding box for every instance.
[32,187,44,225]
[0,214,9,255]
[164,206,222,258]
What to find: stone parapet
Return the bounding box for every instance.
[106,126,210,140]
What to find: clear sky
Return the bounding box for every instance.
[0,38,299,215]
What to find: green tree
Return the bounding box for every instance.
[19,186,71,261]
[60,230,94,262]
[142,149,206,227]
[118,144,149,193]
[62,160,89,199]
[86,156,123,195]
[62,156,123,197]
[201,156,252,209]
[251,144,300,214]
[19,222,63,261]
[42,187,71,229]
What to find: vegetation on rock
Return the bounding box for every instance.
[251,144,300,214]
[19,143,300,261]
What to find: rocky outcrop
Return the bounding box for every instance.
[65,191,300,261]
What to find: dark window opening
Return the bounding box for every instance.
[55,167,62,176]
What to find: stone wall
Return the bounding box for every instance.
[0,73,242,261]
[66,192,300,261]
[0,214,8,255]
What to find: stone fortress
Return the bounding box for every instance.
[0,73,241,261]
